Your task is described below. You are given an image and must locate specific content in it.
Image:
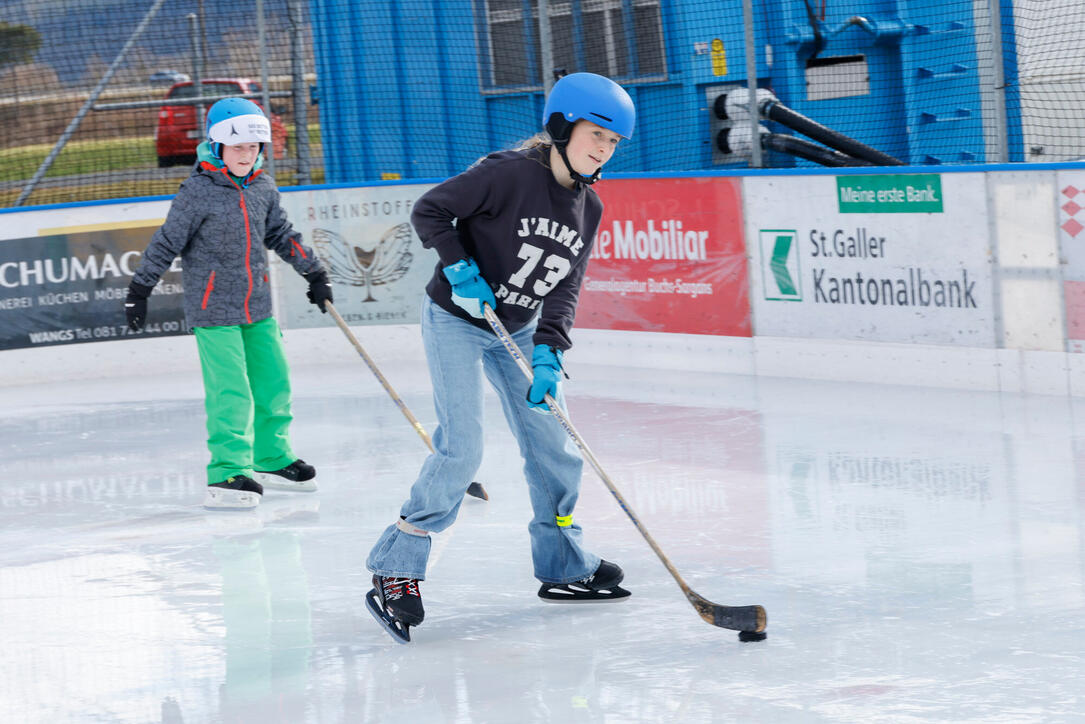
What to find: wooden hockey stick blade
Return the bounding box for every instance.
[688,590,767,632]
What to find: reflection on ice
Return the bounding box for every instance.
[1,364,1084,722]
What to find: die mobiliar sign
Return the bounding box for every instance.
[578,176,751,337]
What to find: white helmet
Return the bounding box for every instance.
[205,98,271,158]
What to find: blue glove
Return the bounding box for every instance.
[527,345,565,414]
[442,258,496,319]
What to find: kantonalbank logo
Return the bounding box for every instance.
[759,229,801,301]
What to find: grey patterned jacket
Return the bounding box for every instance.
[133,160,322,328]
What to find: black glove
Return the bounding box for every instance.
[124,281,154,331]
[304,270,333,313]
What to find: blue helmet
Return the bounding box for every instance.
[542,72,636,144]
[205,97,271,159]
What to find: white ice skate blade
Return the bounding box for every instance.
[539,594,632,603]
[252,471,318,492]
[365,589,411,644]
[537,584,632,602]
[202,486,261,510]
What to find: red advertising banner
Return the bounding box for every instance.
[576,176,751,336]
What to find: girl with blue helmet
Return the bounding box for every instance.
[542,72,636,185]
[365,73,636,643]
[124,97,334,510]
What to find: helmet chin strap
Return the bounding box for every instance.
[555,142,600,186]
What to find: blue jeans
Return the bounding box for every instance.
[366,297,599,584]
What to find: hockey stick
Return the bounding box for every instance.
[325,302,488,501]
[482,304,766,635]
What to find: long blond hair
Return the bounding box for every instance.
[515,132,552,151]
[469,132,553,169]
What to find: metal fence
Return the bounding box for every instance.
[1,0,1083,208]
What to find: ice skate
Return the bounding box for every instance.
[203,475,263,510]
[538,560,631,602]
[253,459,317,492]
[366,574,424,644]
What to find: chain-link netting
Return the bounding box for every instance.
[0,0,1082,209]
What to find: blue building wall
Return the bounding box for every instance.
[310,0,1012,182]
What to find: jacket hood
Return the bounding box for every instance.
[196,140,220,168]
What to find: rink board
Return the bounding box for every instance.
[3,165,1085,396]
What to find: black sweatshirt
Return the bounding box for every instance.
[411,146,603,351]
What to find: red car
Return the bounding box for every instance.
[155,78,288,167]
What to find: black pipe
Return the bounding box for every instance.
[761,100,904,166]
[762,133,874,168]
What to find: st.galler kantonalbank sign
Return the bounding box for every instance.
[759,174,945,303]
[750,172,993,348]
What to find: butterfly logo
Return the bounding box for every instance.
[311,224,414,302]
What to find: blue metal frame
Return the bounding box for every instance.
[306,0,1024,182]
[998,0,1023,162]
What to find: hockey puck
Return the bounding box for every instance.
[738,630,767,642]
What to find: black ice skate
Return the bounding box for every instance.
[538,559,631,602]
[366,574,425,644]
[253,459,317,492]
[203,475,263,510]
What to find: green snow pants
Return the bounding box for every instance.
[194,317,296,484]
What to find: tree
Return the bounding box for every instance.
[1,22,42,71]
[0,22,42,105]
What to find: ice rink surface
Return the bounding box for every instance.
[3,353,1085,723]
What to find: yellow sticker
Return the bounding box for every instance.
[711,38,727,76]
[380,172,402,181]
[37,220,163,235]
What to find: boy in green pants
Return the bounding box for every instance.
[125,97,333,510]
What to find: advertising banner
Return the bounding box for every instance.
[1057,171,1085,352]
[576,177,751,336]
[277,185,439,329]
[0,227,185,351]
[746,173,995,347]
